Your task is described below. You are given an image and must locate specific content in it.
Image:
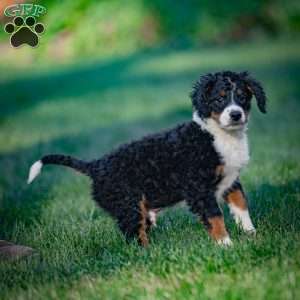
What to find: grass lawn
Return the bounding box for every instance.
[0,39,300,299]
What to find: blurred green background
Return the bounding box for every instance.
[1,0,300,65]
[1,1,300,299]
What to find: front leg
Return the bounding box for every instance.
[224,180,256,234]
[185,189,232,246]
[206,214,232,246]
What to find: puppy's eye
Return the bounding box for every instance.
[215,97,224,104]
[237,89,243,96]
[237,95,248,105]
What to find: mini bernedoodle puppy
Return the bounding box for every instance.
[28,71,266,246]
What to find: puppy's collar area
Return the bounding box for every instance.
[192,112,247,139]
[192,111,207,128]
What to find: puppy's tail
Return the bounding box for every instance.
[27,154,92,184]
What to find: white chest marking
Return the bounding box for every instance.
[193,112,249,201]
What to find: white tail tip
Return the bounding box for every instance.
[27,160,43,184]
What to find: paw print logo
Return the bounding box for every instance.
[4,16,45,48]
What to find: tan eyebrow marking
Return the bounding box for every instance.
[237,89,243,95]
[219,90,226,97]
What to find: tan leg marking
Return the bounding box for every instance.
[225,189,247,210]
[225,189,255,233]
[211,112,221,123]
[138,196,149,247]
[207,216,228,241]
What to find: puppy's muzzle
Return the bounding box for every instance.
[229,110,242,122]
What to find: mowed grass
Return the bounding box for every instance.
[0,40,300,299]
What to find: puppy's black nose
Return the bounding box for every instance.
[230,110,242,121]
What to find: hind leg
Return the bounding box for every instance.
[118,195,150,247]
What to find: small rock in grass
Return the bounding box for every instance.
[0,240,37,261]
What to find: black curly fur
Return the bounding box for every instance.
[30,70,266,244]
[40,122,222,240]
[239,71,267,113]
[42,155,90,175]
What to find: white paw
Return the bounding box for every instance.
[217,236,233,247]
[240,219,256,234]
[245,228,256,235]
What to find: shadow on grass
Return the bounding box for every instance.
[248,180,300,231]
[0,49,194,119]
[1,46,300,120]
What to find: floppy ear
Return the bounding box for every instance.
[190,73,216,118]
[240,72,267,113]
